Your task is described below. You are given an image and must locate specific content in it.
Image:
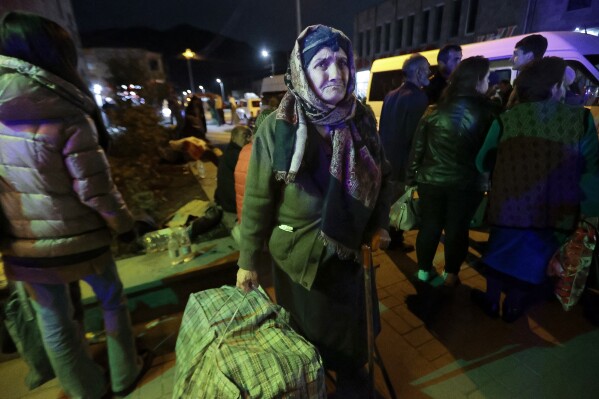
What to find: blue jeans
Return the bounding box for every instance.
[27,258,141,398]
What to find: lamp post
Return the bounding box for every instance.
[182,48,196,93]
[216,78,225,99]
[198,85,205,93]
[261,49,275,76]
[296,0,302,36]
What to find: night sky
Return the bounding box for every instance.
[73,0,383,52]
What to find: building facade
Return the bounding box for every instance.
[83,47,166,104]
[354,0,599,69]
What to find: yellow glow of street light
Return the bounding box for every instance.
[182,48,196,59]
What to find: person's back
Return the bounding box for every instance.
[379,54,430,182]
[215,125,252,219]
[411,96,498,189]
[492,101,589,225]
[0,11,151,398]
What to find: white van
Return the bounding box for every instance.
[367,31,599,126]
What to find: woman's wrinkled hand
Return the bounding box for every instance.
[236,268,259,292]
[371,228,391,251]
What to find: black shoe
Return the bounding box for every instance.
[501,305,525,323]
[113,349,154,397]
[470,289,500,318]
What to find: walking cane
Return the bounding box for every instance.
[361,244,398,399]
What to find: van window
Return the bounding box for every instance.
[584,55,599,74]
[566,60,599,106]
[490,68,512,83]
[369,70,404,101]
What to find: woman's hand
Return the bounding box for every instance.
[236,268,259,292]
[371,228,391,251]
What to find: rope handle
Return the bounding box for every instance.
[213,286,295,348]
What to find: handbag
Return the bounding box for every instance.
[389,186,421,231]
[547,218,598,311]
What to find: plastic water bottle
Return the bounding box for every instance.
[178,227,194,263]
[141,228,173,253]
[167,232,180,261]
[168,227,194,265]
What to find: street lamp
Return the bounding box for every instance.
[198,85,205,93]
[182,48,196,93]
[261,49,275,76]
[216,78,225,100]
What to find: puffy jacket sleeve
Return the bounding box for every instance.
[62,115,134,234]
[234,143,253,222]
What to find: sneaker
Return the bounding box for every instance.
[417,269,438,282]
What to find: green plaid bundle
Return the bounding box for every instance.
[173,286,326,398]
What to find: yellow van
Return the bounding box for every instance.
[366,31,599,126]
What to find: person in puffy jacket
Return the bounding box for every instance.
[406,56,500,287]
[0,11,150,398]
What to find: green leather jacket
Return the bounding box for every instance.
[406,95,499,190]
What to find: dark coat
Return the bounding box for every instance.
[425,73,447,104]
[379,81,428,182]
[215,142,243,213]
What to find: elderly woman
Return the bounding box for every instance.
[235,25,392,395]
[406,56,499,287]
[474,57,599,322]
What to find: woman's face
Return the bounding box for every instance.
[476,70,490,94]
[306,47,349,105]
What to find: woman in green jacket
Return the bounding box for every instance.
[235,25,393,396]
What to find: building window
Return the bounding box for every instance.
[384,23,391,52]
[376,26,382,53]
[366,30,371,56]
[358,32,364,57]
[567,0,591,11]
[434,5,444,41]
[395,19,404,49]
[422,9,430,44]
[466,0,479,34]
[406,15,415,47]
[451,0,462,37]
